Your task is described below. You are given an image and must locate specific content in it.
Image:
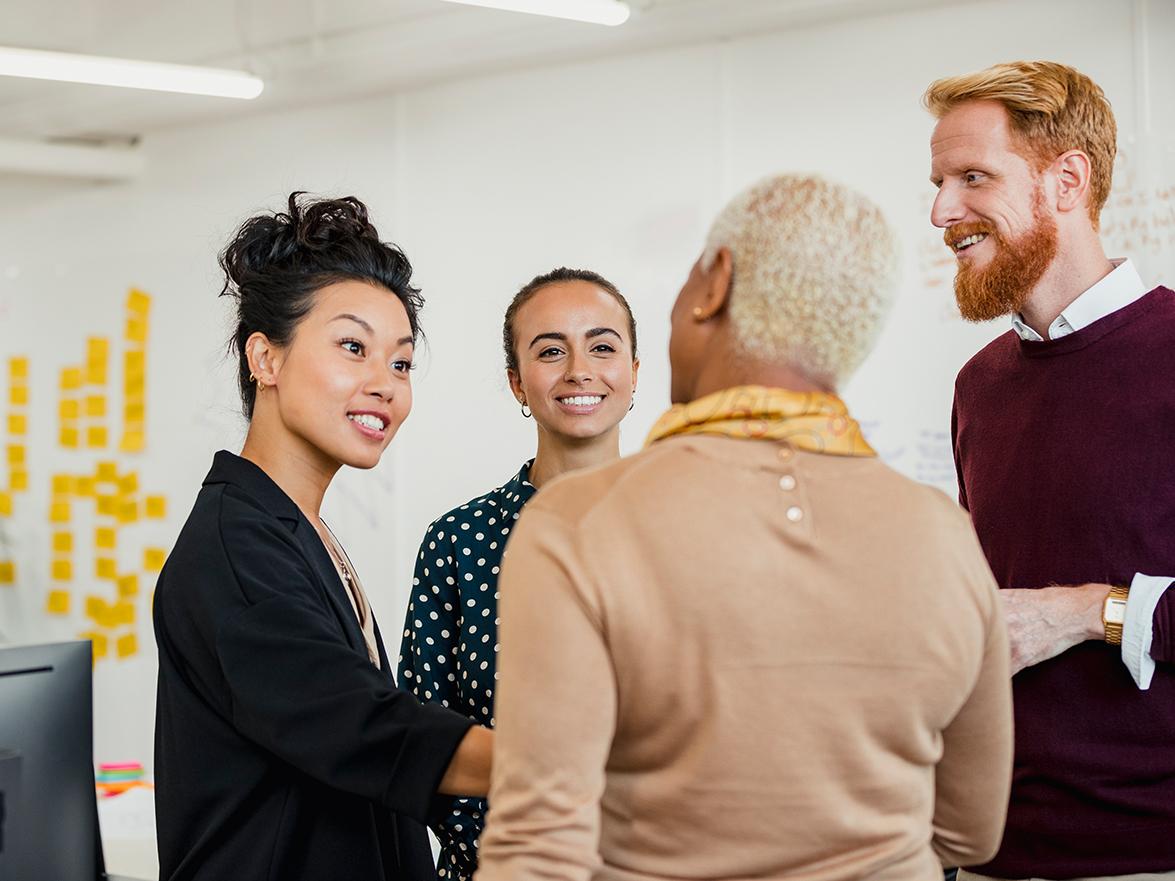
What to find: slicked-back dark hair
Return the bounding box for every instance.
[502,267,637,373]
[219,192,423,419]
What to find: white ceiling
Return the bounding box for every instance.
[0,0,973,142]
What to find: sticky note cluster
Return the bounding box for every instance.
[120,290,151,453]
[1,357,29,585]
[44,458,169,664]
[59,337,111,450]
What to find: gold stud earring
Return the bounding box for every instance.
[692,307,704,319]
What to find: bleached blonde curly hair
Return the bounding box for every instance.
[702,174,900,388]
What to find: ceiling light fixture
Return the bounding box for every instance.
[438,0,631,26]
[0,46,264,99]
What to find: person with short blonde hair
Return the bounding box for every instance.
[702,174,899,387]
[927,61,1175,881]
[474,174,1014,881]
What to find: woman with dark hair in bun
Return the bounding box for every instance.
[153,193,492,881]
[398,267,638,881]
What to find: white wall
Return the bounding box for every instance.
[0,0,1172,784]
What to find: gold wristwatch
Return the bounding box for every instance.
[1102,584,1130,646]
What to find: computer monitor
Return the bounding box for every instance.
[0,640,102,881]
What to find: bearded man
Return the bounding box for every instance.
[927,61,1175,881]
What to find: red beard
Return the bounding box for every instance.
[947,194,1058,323]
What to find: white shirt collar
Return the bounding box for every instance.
[1012,257,1148,342]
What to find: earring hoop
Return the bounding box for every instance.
[520,401,532,418]
[629,395,635,412]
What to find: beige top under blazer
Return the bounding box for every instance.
[476,434,1013,881]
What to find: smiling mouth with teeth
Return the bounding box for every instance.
[348,413,387,431]
[557,395,605,407]
[952,232,989,253]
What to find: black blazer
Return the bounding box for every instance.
[154,451,473,881]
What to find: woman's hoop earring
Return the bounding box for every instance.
[629,395,635,412]
[520,401,532,418]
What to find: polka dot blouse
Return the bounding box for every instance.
[398,461,536,881]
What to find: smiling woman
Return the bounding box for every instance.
[398,266,638,881]
[152,193,492,881]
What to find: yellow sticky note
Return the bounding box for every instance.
[117,499,138,524]
[86,426,108,449]
[124,402,145,422]
[59,399,80,420]
[76,476,95,497]
[118,432,145,453]
[49,500,71,523]
[124,350,145,376]
[144,548,166,572]
[8,357,29,379]
[86,363,107,386]
[86,336,109,359]
[46,589,70,614]
[112,601,135,626]
[117,472,138,495]
[117,574,139,598]
[9,469,27,492]
[61,367,82,390]
[96,557,117,580]
[84,395,106,418]
[96,495,117,517]
[96,461,118,482]
[145,496,167,519]
[7,414,27,435]
[9,386,28,406]
[5,445,24,465]
[85,632,109,661]
[127,289,151,314]
[0,492,11,516]
[116,632,138,659]
[51,474,75,495]
[0,561,15,584]
[59,427,80,449]
[52,531,73,553]
[95,527,117,549]
[125,318,148,343]
[52,559,73,581]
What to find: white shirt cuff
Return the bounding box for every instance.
[1121,573,1175,690]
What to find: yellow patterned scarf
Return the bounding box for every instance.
[644,385,876,457]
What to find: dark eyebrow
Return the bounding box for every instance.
[330,313,374,335]
[529,328,622,349]
[397,336,414,347]
[529,331,567,349]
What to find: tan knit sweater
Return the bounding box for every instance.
[476,434,1012,881]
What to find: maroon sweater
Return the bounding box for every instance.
[952,286,1175,879]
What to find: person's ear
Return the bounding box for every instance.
[245,332,281,389]
[630,357,640,392]
[695,247,733,321]
[507,368,525,405]
[1053,149,1093,218]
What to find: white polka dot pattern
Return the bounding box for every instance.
[398,461,536,881]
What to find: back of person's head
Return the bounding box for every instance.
[703,174,899,388]
[923,60,1117,226]
[219,192,423,419]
